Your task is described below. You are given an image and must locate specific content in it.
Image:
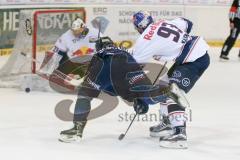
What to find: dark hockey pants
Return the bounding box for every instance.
[221,25,240,56]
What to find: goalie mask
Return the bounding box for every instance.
[132,11,153,34]
[71,18,87,37]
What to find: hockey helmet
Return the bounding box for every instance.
[71,18,86,36]
[95,36,115,52]
[132,11,153,34]
[71,18,86,30]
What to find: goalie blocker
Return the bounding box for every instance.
[38,51,90,93]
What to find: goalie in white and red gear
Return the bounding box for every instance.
[39,18,99,91]
[132,11,210,149]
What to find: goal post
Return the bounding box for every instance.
[0,8,86,90]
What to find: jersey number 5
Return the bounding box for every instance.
[157,22,183,43]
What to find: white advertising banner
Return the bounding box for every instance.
[184,0,213,5]
[127,0,156,4]
[100,0,128,4]
[184,0,232,5]
[0,4,232,42]
[213,0,232,5]
[155,0,184,4]
[0,0,233,5]
[85,6,184,43]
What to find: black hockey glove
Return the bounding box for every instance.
[95,36,115,52]
[133,99,149,115]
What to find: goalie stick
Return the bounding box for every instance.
[20,52,85,88]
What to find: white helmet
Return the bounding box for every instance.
[71,18,86,30]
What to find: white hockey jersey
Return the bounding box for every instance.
[52,28,99,59]
[132,18,209,64]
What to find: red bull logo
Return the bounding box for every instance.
[72,46,94,57]
[143,20,163,41]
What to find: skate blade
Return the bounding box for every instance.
[150,130,173,138]
[58,135,81,143]
[159,140,188,149]
[171,83,190,108]
[219,58,229,62]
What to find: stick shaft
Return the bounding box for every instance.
[120,61,168,140]
[123,113,138,136]
[153,61,167,85]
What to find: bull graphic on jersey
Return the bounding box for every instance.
[72,47,94,57]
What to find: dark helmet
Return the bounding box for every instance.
[132,11,153,34]
[95,36,115,51]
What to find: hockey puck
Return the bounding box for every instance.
[25,88,31,93]
[118,134,125,140]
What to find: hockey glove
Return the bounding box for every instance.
[133,99,149,115]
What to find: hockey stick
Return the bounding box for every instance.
[92,16,109,37]
[20,52,85,87]
[89,16,109,43]
[97,19,101,39]
[153,61,168,85]
[118,61,168,140]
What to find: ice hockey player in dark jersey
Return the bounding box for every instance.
[58,37,188,144]
[220,0,240,60]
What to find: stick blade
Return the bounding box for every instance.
[118,134,125,141]
[91,16,109,34]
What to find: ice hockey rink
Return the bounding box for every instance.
[0,47,239,160]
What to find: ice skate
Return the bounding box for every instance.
[59,121,87,143]
[149,115,173,137]
[159,126,187,149]
[219,55,229,61]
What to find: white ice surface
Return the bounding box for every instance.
[0,47,240,160]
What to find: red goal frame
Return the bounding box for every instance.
[32,9,86,73]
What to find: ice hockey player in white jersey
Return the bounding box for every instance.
[39,18,99,91]
[132,11,210,149]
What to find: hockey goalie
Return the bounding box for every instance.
[38,18,99,92]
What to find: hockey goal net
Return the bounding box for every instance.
[0,9,85,90]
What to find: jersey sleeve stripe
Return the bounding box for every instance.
[174,36,199,64]
[183,37,200,63]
